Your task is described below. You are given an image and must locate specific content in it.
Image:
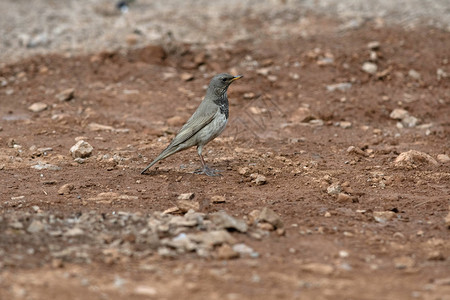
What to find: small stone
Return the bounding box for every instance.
[427,251,445,261]
[134,286,157,296]
[390,108,409,120]
[58,183,74,195]
[300,263,334,275]
[326,82,352,92]
[125,33,139,46]
[258,207,283,229]
[167,116,185,127]
[248,210,261,224]
[216,244,238,260]
[209,211,248,232]
[87,123,114,131]
[324,211,331,218]
[339,250,349,258]
[289,107,314,123]
[367,41,380,50]
[64,227,84,237]
[250,173,267,185]
[211,195,226,203]
[178,193,195,200]
[28,102,48,112]
[238,167,250,175]
[444,207,450,229]
[189,230,236,247]
[9,221,24,229]
[180,73,194,81]
[437,154,450,164]
[243,92,256,99]
[70,140,93,159]
[336,193,352,203]
[362,62,378,75]
[373,211,396,223]
[257,222,275,231]
[55,88,75,101]
[232,243,257,257]
[51,258,64,268]
[402,115,419,128]
[394,150,438,168]
[408,69,421,80]
[256,67,270,76]
[176,199,200,213]
[32,162,61,171]
[339,121,352,129]
[394,256,415,269]
[162,206,180,215]
[27,220,45,233]
[327,183,342,195]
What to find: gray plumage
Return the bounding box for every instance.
[141,73,242,176]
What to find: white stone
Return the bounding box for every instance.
[70,140,93,158]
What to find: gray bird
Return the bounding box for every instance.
[141,73,243,176]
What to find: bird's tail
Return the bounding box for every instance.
[140,145,183,174]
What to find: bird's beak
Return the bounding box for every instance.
[230,75,243,82]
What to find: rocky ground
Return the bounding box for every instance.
[0,1,450,300]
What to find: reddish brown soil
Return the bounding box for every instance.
[1,20,449,300]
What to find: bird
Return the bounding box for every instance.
[141,73,243,176]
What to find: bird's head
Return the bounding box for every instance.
[208,73,243,96]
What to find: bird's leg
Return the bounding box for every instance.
[194,151,222,176]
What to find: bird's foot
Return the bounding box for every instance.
[193,166,222,176]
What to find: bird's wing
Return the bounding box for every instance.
[167,104,218,148]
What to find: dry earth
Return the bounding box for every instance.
[0,1,450,300]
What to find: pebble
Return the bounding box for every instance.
[339,250,349,258]
[390,108,409,120]
[178,193,195,200]
[408,69,421,80]
[339,121,352,129]
[367,41,380,50]
[134,286,157,296]
[87,123,114,131]
[70,140,93,159]
[437,154,450,164]
[176,199,200,213]
[258,207,283,229]
[55,88,75,101]
[64,227,85,237]
[209,211,248,233]
[58,183,75,195]
[211,195,226,203]
[232,243,257,257]
[27,220,45,233]
[336,193,352,203]
[394,150,438,168]
[300,263,334,275]
[31,162,61,170]
[326,82,352,92]
[394,256,415,269]
[28,102,48,112]
[125,33,139,46]
[327,183,342,195]
[444,207,450,229]
[373,211,396,223]
[216,244,239,259]
[250,173,267,185]
[288,107,313,123]
[180,73,194,81]
[361,62,378,75]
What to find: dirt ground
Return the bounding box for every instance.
[1,1,450,300]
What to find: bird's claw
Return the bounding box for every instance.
[193,166,222,176]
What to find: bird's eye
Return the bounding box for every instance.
[222,78,227,82]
